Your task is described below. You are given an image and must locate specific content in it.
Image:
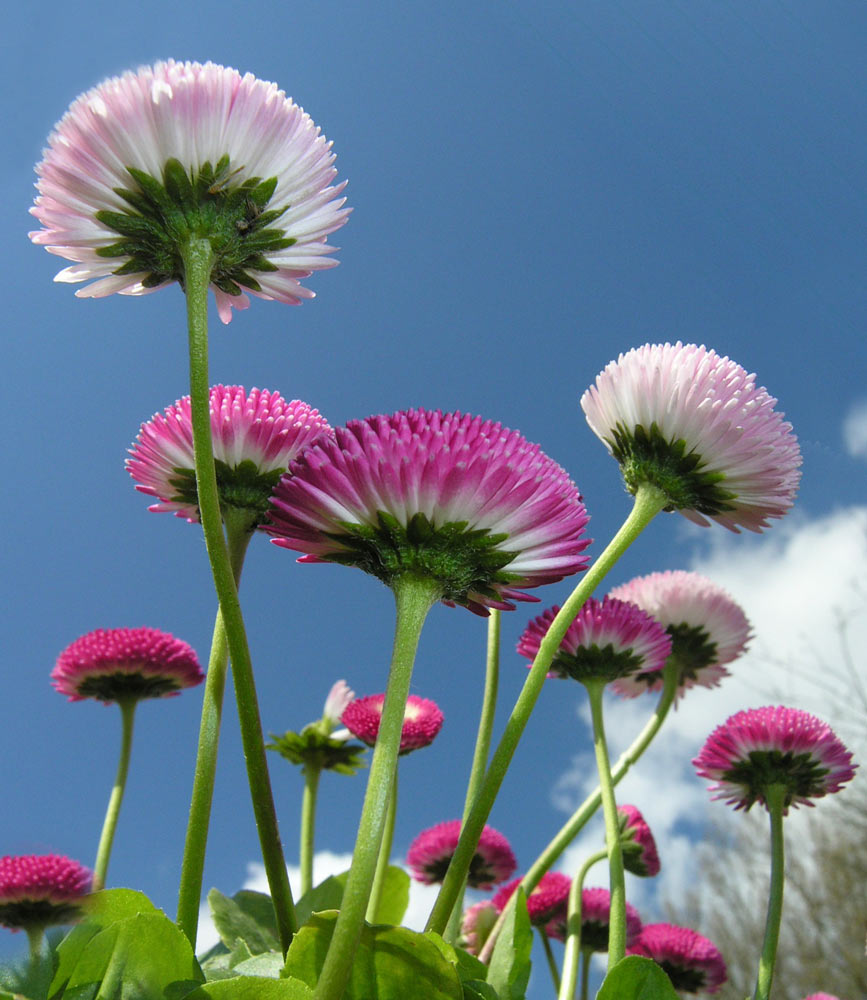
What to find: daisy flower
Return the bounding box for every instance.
[341,693,443,755]
[627,923,727,994]
[407,820,516,889]
[618,804,660,878]
[0,855,91,931]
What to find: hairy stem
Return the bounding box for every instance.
[93,699,136,891]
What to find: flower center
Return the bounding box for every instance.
[549,644,644,683]
[322,511,520,606]
[607,422,739,515]
[658,962,707,993]
[723,750,831,807]
[0,899,84,930]
[74,670,184,702]
[95,156,294,295]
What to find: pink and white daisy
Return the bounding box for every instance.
[693,706,857,812]
[267,409,591,614]
[802,994,843,1000]
[322,680,355,730]
[459,900,499,957]
[608,571,751,700]
[406,820,516,889]
[30,60,349,323]
[567,886,643,950]
[580,343,801,533]
[341,693,443,755]
[516,597,671,685]
[618,804,660,878]
[127,385,331,524]
[628,923,726,994]
[492,872,573,933]
[52,627,204,704]
[0,855,91,931]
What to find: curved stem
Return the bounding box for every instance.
[426,485,667,936]
[444,609,501,943]
[585,681,626,969]
[540,928,561,993]
[559,849,606,1000]
[181,237,296,952]
[366,771,398,922]
[479,662,678,964]
[93,699,136,891]
[314,574,439,1000]
[300,765,322,899]
[177,515,252,945]
[753,784,787,1000]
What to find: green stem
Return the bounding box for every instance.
[366,771,398,922]
[300,764,322,899]
[314,574,439,1000]
[26,926,45,964]
[579,948,592,1000]
[478,661,678,964]
[753,784,787,1000]
[540,928,562,993]
[426,484,666,935]
[444,608,502,944]
[93,699,136,891]
[585,681,626,969]
[181,236,296,953]
[559,849,606,1000]
[177,515,252,946]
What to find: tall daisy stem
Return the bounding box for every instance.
[299,763,322,899]
[559,849,606,1000]
[177,513,253,944]
[26,926,46,964]
[93,699,136,891]
[444,608,502,943]
[426,484,667,935]
[314,574,439,1000]
[181,236,296,953]
[584,680,626,969]
[753,784,787,1000]
[579,949,592,1000]
[540,928,562,992]
[366,772,398,922]
[479,662,677,964]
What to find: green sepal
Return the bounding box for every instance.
[283,912,463,999]
[266,727,367,775]
[596,955,681,1000]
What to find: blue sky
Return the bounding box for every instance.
[2,2,866,996]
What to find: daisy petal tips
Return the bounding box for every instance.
[267,408,591,614]
[30,60,349,322]
[580,343,801,532]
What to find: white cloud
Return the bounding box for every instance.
[550,506,867,917]
[843,400,867,459]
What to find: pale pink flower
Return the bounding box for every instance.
[0,855,91,931]
[127,385,331,524]
[52,626,203,704]
[30,60,349,322]
[608,570,751,700]
[406,821,516,889]
[268,409,591,615]
[460,900,499,957]
[581,343,801,532]
[341,693,443,755]
[322,680,355,729]
[693,706,857,812]
[628,923,727,994]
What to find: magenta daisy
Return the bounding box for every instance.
[127,385,331,525]
[459,900,499,957]
[516,597,671,685]
[341,693,443,755]
[802,995,842,1000]
[0,855,91,931]
[628,923,727,994]
[566,886,643,950]
[492,872,573,934]
[267,409,591,615]
[693,706,857,812]
[617,804,660,878]
[52,627,204,704]
[608,571,751,700]
[30,60,349,323]
[580,343,801,533]
[406,820,516,889]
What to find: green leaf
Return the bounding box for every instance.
[486,888,532,1000]
[461,982,500,1000]
[50,889,161,996]
[283,912,462,999]
[595,956,681,1000]
[294,876,345,927]
[179,976,313,998]
[55,912,202,999]
[367,866,410,925]
[424,933,488,985]
[207,888,279,954]
[231,951,284,978]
